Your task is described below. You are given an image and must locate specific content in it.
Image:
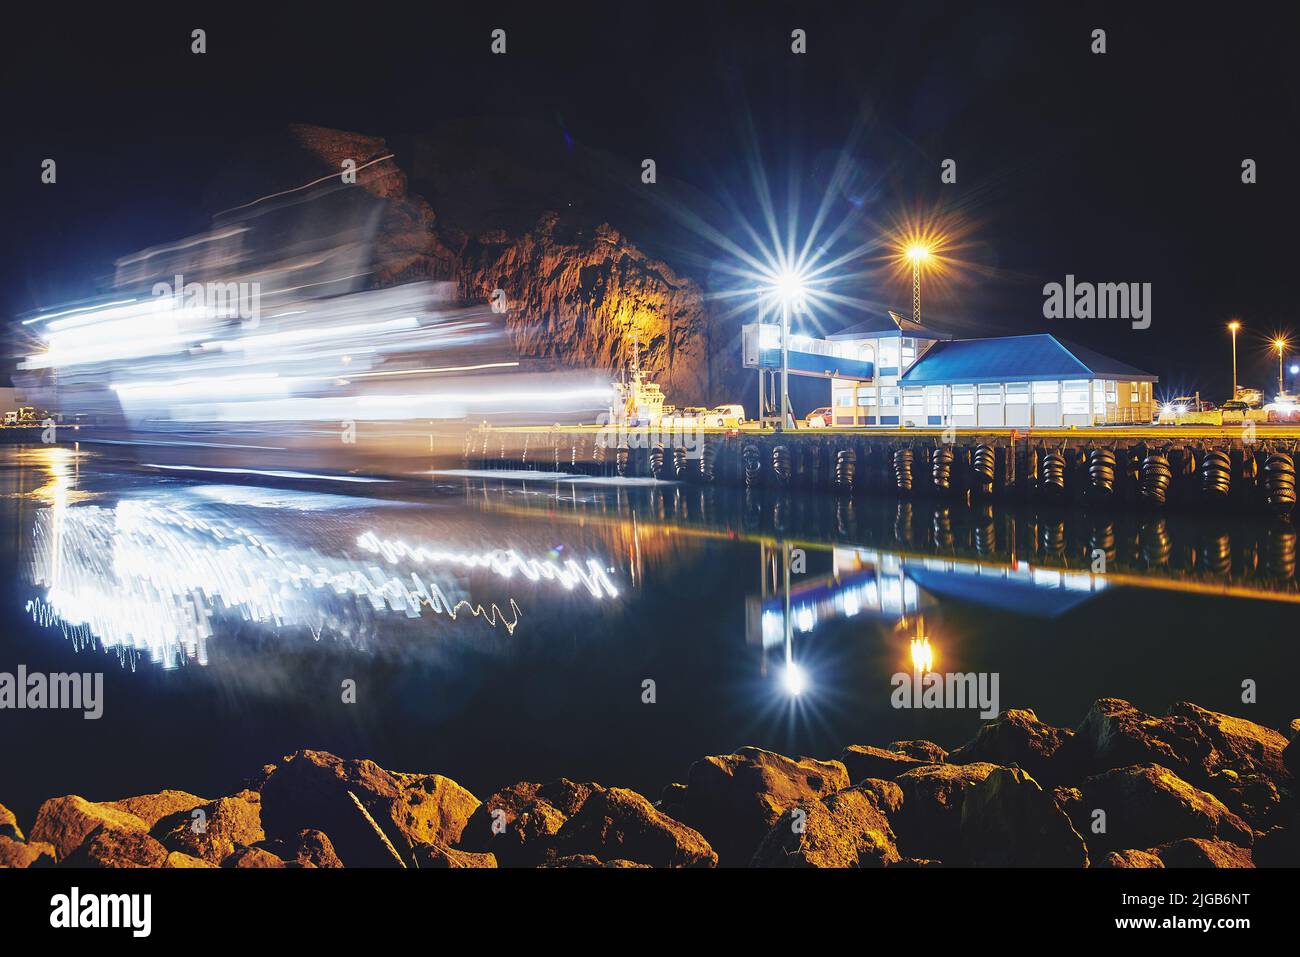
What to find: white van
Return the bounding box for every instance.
[704,404,745,428]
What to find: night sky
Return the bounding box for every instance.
[4,3,1298,399]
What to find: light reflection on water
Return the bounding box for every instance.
[3,447,1298,818]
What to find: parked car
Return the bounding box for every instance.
[703,404,745,428]
[804,407,832,428]
[1220,399,1250,414]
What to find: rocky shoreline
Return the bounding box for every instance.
[3,698,1297,869]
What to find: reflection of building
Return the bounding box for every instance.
[746,310,1158,427]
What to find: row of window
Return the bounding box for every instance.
[835,380,1151,413]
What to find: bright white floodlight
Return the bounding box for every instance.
[770,268,808,306]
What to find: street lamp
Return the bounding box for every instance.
[1228,321,1241,400]
[770,268,807,430]
[1276,338,1290,398]
[906,244,931,325]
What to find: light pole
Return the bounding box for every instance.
[907,245,931,325]
[1228,321,1241,400]
[772,269,807,430]
[1276,338,1289,398]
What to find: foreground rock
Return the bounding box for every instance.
[0,835,55,868]
[157,794,264,865]
[680,747,850,864]
[839,745,923,782]
[960,767,1089,867]
[0,803,22,841]
[1082,763,1253,851]
[1099,849,1164,868]
[1069,698,1214,782]
[260,750,478,867]
[414,843,498,868]
[62,827,169,868]
[107,790,209,830]
[28,796,150,862]
[554,787,716,867]
[949,709,1077,784]
[1150,837,1254,868]
[459,779,598,866]
[750,786,900,868]
[893,762,1000,862]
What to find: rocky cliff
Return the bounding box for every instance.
[206,123,721,406]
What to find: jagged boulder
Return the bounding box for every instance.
[1082,763,1253,851]
[1150,838,1254,868]
[157,794,264,865]
[164,851,214,868]
[1099,849,1165,868]
[839,745,923,782]
[261,750,476,867]
[888,740,948,763]
[0,835,55,868]
[0,803,22,841]
[680,747,850,864]
[107,790,209,830]
[223,846,288,868]
[258,829,344,868]
[960,767,1089,866]
[28,796,149,862]
[1167,702,1290,780]
[856,778,904,816]
[459,779,599,866]
[750,786,900,868]
[61,826,169,868]
[554,787,716,868]
[892,762,1001,862]
[1069,698,1214,781]
[949,709,1076,783]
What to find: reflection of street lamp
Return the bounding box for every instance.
[906,245,931,325]
[1276,338,1289,398]
[1228,321,1241,399]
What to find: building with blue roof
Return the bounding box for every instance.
[824,315,1156,427]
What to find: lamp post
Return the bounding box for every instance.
[906,245,931,325]
[1228,321,1241,400]
[1276,338,1289,398]
[772,269,807,431]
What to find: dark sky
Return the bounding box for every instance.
[4,2,1299,399]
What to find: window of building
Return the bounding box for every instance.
[879,341,900,369]
[951,385,976,415]
[1062,379,1090,415]
[901,338,916,365]
[857,393,875,407]
[1006,383,1030,404]
[926,388,944,415]
[838,394,852,407]
[1032,381,1058,400]
[881,386,900,407]
[978,383,1002,404]
[1106,381,1118,403]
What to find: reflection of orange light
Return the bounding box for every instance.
[910,636,933,673]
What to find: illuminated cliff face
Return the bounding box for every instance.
[459,214,710,405]
[285,125,715,406]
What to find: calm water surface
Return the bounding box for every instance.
[2,445,1297,824]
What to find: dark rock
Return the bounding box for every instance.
[223,846,288,868]
[949,709,1076,783]
[1166,702,1290,781]
[893,762,1001,862]
[658,782,688,820]
[857,778,904,816]
[1150,837,1254,868]
[750,786,900,868]
[960,767,1089,867]
[1285,735,1299,778]
[1287,718,1300,743]
[680,747,850,864]
[260,750,476,866]
[107,790,209,830]
[459,779,599,866]
[1070,698,1214,781]
[0,835,55,868]
[1098,849,1164,868]
[163,851,214,868]
[1081,763,1253,851]
[893,857,944,867]
[555,787,716,868]
[28,796,149,861]
[61,826,169,868]
[259,829,345,868]
[839,745,924,782]
[413,842,497,868]
[888,740,948,763]
[157,794,264,865]
[0,803,22,841]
